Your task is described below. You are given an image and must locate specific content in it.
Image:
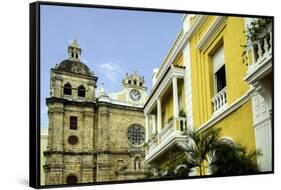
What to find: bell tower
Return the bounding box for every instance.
[44,40,98,185]
[122,71,148,105]
[68,39,81,61]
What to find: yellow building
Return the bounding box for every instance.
[144,15,272,175]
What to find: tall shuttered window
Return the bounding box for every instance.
[213,46,226,93]
[70,116,78,130]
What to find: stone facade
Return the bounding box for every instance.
[43,40,147,185]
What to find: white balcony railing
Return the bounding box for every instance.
[247,23,272,76]
[211,87,227,113]
[147,117,187,154]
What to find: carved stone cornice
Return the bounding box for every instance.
[43,164,64,170]
[46,97,96,107]
[44,150,96,156]
[48,107,64,113]
[83,111,94,117]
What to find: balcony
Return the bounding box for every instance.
[211,87,227,114]
[244,22,272,84]
[145,117,189,164]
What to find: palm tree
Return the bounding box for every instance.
[210,141,260,176]
[182,128,260,176]
[183,128,221,176]
[146,127,260,178]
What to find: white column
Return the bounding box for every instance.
[173,77,179,118]
[157,98,162,133]
[152,115,156,134]
[145,114,149,143]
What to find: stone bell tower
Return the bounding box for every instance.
[44,40,98,185]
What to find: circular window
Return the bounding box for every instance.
[128,124,145,146]
[66,175,78,184]
[68,135,78,145]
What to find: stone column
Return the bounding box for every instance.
[152,114,156,134]
[157,98,162,144]
[83,110,94,151]
[173,76,179,118]
[81,109,94,183]
[48,105,64,151]
[87,81,95,101]
[145,114,149,143]
[98,106,109,151]
[54,75,62,98]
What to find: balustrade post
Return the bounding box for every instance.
[269,31,272,51]
[264,37,269,53]
[257,41,263,60]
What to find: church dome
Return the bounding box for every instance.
[55,39,93,76]
[57,59,92,76]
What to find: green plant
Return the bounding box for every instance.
[167,116,174,123]
[241,18,272,66]
[179,109,186,117]
[210,142,261,176]
[182,128,260,176]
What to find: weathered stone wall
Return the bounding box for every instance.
[95,103,146,182]
[45,71,147,185]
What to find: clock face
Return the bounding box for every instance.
[130,89,141,101]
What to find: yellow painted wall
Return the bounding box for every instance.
[161,78,185,126]
[190,16,250,127]
[213,100,256,152]
[161,88,173,125]
[174,54,184,67]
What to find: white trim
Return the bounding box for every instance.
[196,16,226,51]
[173,76,179,118]
[98,95,143,108]
[244,54,272,85]
[157,98,162,134]
[145,115,149,143]
[196,88,254,133]
[144,66,185,114]
[146,15,207,106]
[145,134,189,164]
[183,43,194,129]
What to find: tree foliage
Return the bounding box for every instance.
[155,128,260,178]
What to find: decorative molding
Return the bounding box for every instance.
[145,15,207,108]
[244,54,272,85]
[144,66,185,114]
[144,133,188,164]
[196,16,227,51]
[48,107,64,113]
[196,88,254,133]
[83,111,94,117]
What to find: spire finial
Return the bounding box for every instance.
[68,39,81,61]
[71,39,79,48]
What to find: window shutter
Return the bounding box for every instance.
[213,46,225,73]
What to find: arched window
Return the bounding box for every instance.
[78,85,85,97]
[134,157,141,171]
[63,83,72,95]
[66,175,78,184]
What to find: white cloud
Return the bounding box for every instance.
[98,62,123,83]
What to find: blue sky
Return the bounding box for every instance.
[40,5,182,128]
